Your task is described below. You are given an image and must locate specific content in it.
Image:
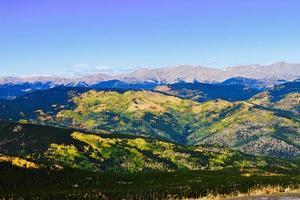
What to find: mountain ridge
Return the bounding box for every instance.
[1,62,300,86]
[1,61,299,100]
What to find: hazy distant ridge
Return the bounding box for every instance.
[1,62,300,85]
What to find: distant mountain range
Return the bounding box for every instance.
[1,61,300,85]
[118,62,300,83]
[1,62,300,99]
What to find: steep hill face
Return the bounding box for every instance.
[1,121,293,173]
[192,83,300,158]
[191,101,300,158]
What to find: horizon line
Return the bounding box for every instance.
[1,61,299,78]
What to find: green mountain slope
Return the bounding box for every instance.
[192,101,300,158]
[0,83,299,159]
[192,83,300,158]
[0,121,297,174]
[53,90,236,143]
[250,83,300,116]
[46,90,299,159]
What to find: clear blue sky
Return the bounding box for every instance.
[1,0,300,76]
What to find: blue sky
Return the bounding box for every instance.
[1,0,300,76]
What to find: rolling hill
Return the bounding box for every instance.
[0,121,297,174]
[36,89,299,159]
[0,82,299,159]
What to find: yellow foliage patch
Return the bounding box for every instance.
[72,131,119,148]
[127,138,149,150]
[0,154,39,169]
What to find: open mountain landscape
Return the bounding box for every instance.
[2,1,300,199]
[0,73,299,198]
[1,79,299,159]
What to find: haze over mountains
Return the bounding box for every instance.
[1,62,300,86]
